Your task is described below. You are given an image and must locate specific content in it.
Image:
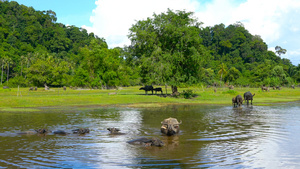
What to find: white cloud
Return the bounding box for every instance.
[86,0,300,64]
[85,0,199,48]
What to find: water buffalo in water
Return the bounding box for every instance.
[107,127,126,135]
[127,137,164,147]
[235,95,243,107]
[232,97,237,107]
[53,130,69,135]
[161,117,182,136]
[72,128,90,134]
[17,128,51,135]
[139,85,154,95]
[244,91,255,105]
[154,87,163,94]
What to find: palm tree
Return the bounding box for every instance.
[218,63,227,86]
[6,57,13,85]
[1,58,4,85]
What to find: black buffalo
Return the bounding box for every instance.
[107,127,126,135]
[139,85,154,95]
[72,128,90,134]
[235,95,243,107]
[127,137,164,147]
[154,87,163,94]
[244,91,255,105]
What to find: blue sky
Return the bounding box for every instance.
[13,0,300,65]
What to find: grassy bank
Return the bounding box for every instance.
[0,86,299,111]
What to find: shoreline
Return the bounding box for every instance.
[0,86,299,112]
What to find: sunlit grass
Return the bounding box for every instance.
[0,86,299,110]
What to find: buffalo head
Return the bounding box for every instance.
[161,117,182,136]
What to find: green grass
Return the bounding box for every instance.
[0,86,299,111]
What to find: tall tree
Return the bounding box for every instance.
[128,9,210,93]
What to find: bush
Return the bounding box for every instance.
[222,90,238,95]
[181,89,197,99]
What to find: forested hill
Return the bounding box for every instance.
[0,1,299,88]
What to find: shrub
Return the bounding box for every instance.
[181,89,197,99]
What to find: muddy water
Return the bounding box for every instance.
[0,102,300,168]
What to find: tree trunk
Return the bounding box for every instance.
[1,64,3,85]
[171,85,178,94]
[7,63,9,85]
[220,73,223,87]
[165,84,168,95]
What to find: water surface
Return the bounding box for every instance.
[0,102,299,168]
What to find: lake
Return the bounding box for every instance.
[0,102,300,168]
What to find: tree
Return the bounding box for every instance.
[275,46,287,57]
[218,63,227,85]
[128,9,210,93]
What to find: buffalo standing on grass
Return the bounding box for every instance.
[139,85,154,95]
[154,87,163,94]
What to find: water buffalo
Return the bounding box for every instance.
[261,86,269,92]
[154,87,163,94]
[127,137,164,147]
[291,85,295,89]
[72,128,90,134]
[29,87,34,91]
[229,85,234,90]
[235,95,243,107]
[139,85,154,95]
[244,91,255,105]
[161,117,182,136]
[3,86,9,89]
[63,86,66,91]
[107,127,126,135]
[18,128,50,135]
[35,86,37,91]
[232,97,236,107]
[53,130,68,135]
[276,86,281,90]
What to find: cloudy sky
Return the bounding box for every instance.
[14,0,300,65]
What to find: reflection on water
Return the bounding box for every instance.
[0,102,300,168]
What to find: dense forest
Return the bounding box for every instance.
[0,1,299,91]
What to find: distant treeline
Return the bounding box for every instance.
[0,1,299,89]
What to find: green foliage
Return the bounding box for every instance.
[0,1,298,88]
[222,90,238,95]
[181,89,197,99]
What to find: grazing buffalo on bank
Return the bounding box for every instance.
[261,86,269,92]
[153,87,163,94]
[139,85,154,95]
[244,91,255,105]
[161,117,181,136]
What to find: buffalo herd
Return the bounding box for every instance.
[17,117,182,147]
[139,85,163,95]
